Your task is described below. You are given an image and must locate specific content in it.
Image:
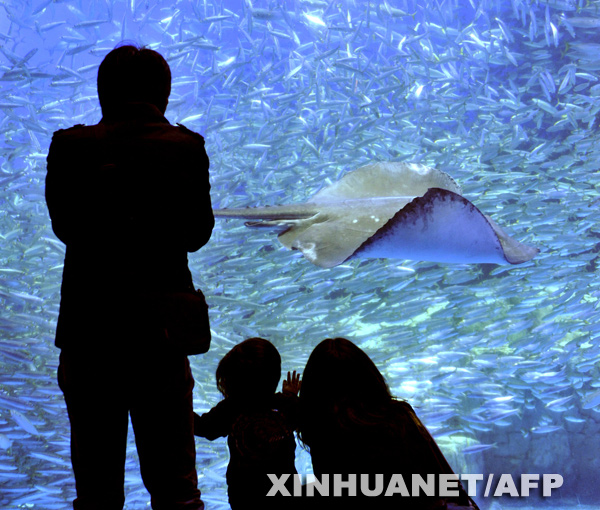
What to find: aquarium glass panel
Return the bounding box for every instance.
[1,0,599,508]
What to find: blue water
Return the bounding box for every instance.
[1,0,599,508]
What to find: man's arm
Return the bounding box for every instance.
[177,127,214,253]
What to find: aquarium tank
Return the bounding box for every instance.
[1,0,599,508]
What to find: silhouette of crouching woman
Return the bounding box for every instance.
[297,338,480,510]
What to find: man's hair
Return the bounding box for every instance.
[97,44,171,115]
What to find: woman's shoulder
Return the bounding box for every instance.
[390,398,416,413]
[388,400,428,431]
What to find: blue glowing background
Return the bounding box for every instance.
[1,0,599,508]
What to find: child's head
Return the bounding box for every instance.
[216,337,281,399]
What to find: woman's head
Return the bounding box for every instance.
[298,338,394,446]
[216,337,281,399]
[300,337,392,407]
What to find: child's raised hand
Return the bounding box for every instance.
[283,370,301,396]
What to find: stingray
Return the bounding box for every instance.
[213,162,538,269]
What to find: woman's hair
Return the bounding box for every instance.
[216,337,281,400]
[97,43,171,116]
[298,337,395,446]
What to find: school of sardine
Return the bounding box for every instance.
[0,0,599,508]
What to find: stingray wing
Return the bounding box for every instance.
[352,188,539,265]
[278,197,413,268]
[309,161,462,203]
[483,216,539,264]
[277,162,465,267]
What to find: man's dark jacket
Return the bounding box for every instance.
[46,102,214,349]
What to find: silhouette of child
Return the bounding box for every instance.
[194,337,300,510]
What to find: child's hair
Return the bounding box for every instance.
[216,337,281,399]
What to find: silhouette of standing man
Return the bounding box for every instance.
[45,44,213,510]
